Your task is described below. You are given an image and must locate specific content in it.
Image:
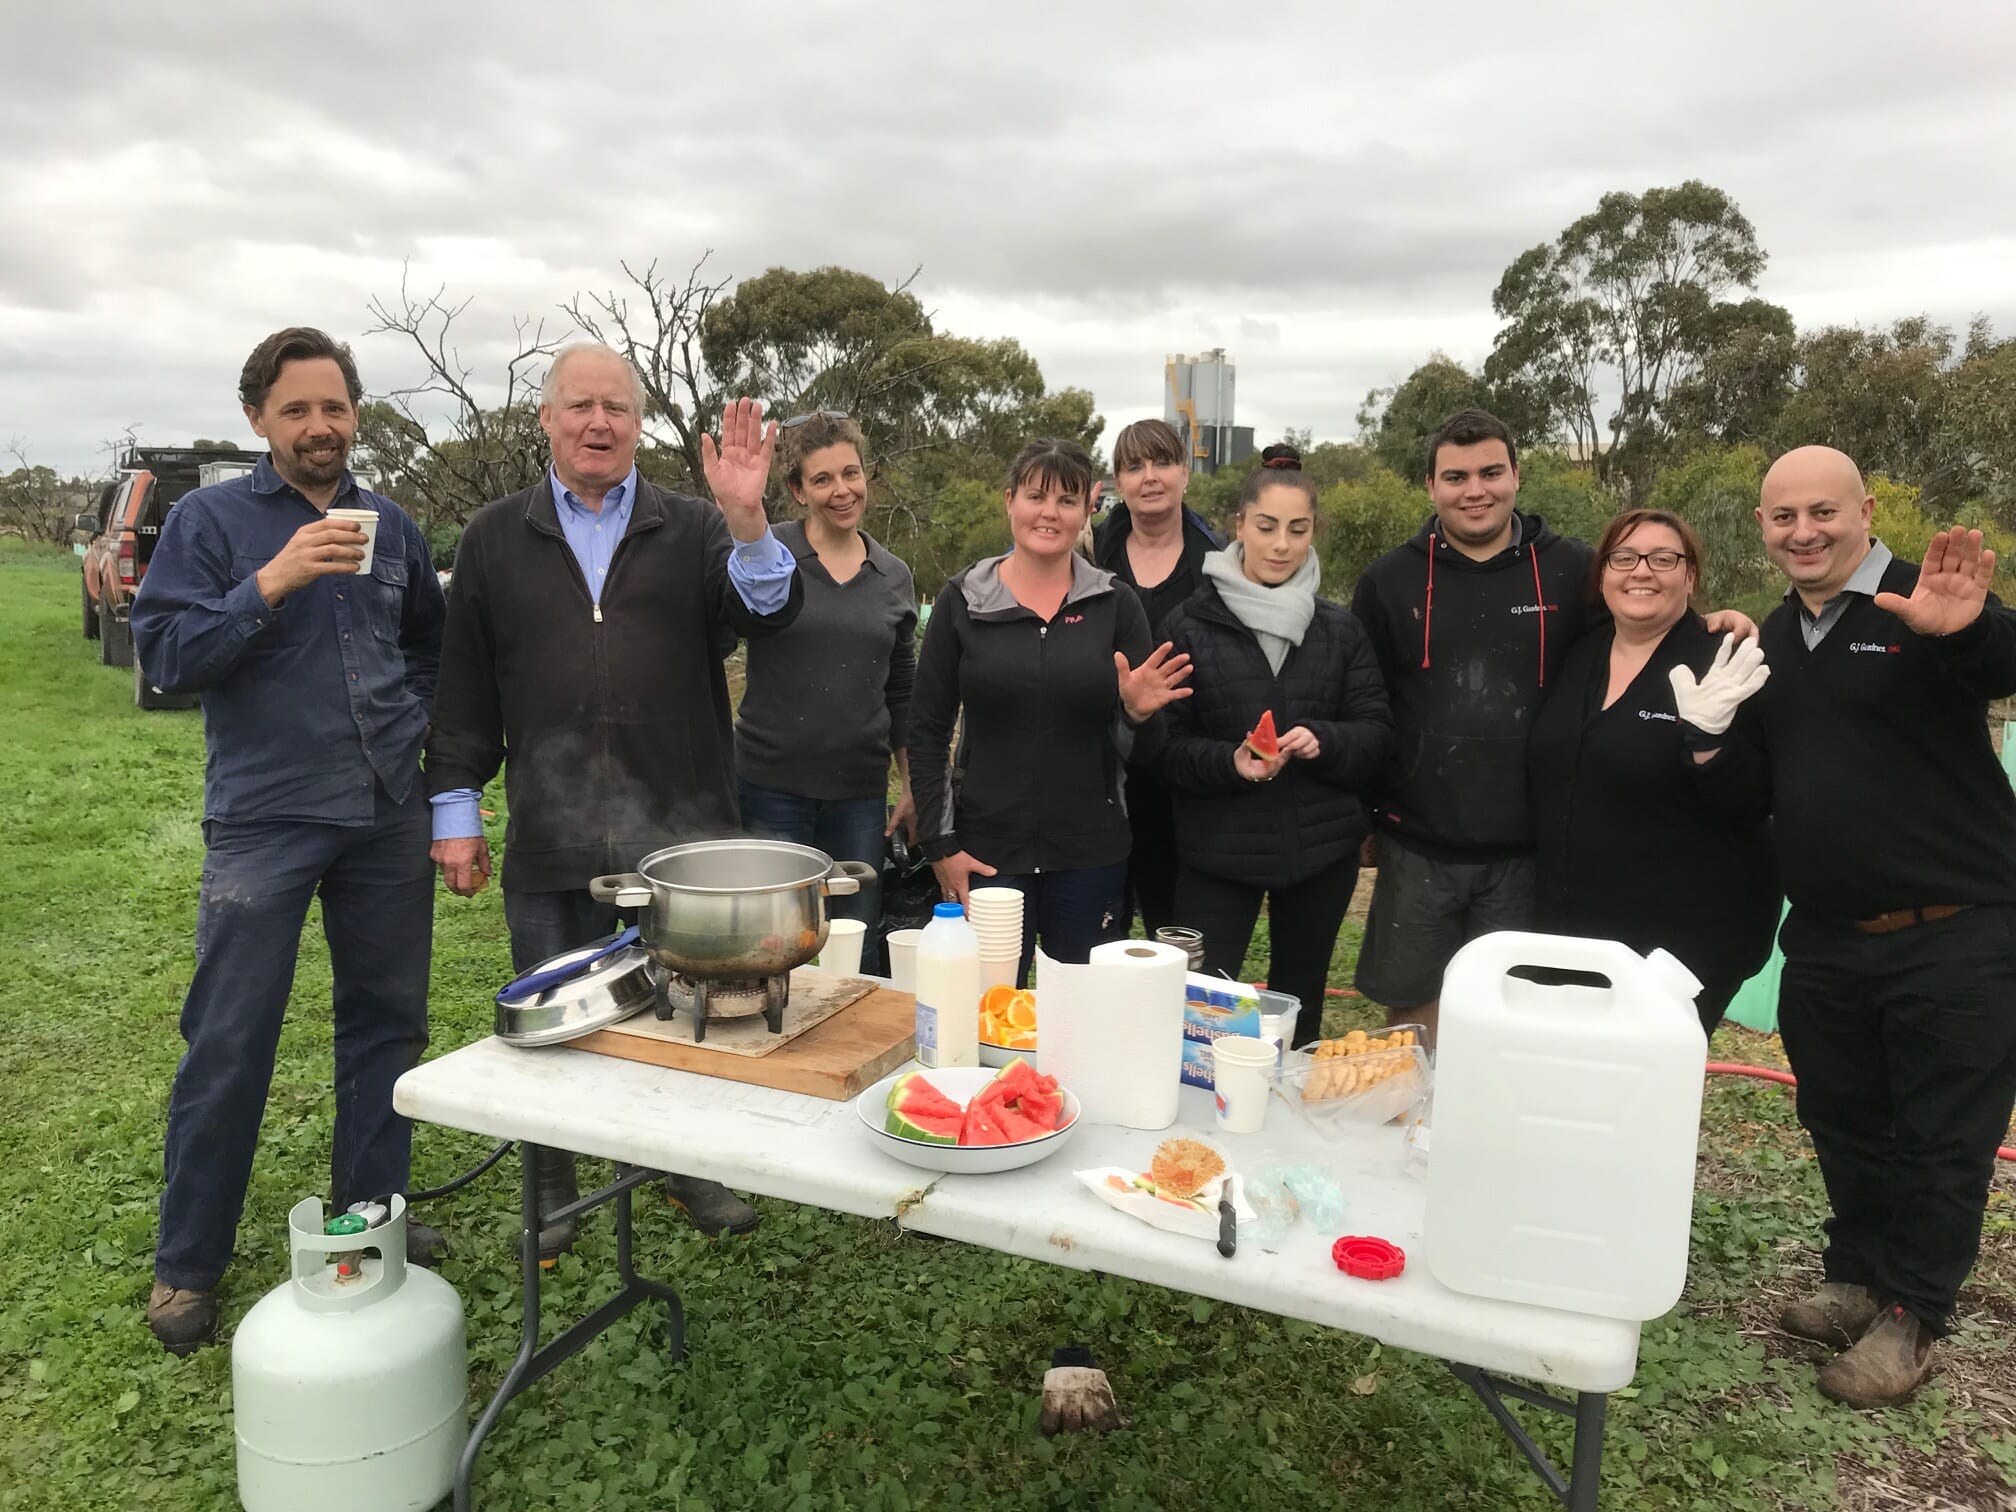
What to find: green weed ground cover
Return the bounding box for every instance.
[1,543,2010,1510]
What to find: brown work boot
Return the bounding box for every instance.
[1779,1281,1881,1348]
[1816,1304,1935,1408]
[147,1282,220,1356]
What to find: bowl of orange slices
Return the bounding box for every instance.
[978,984,1037,1068]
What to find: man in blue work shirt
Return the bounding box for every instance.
[427,343,802,1257]
[132,327,448,1354]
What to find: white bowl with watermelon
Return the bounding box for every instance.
[855,1058,1081,1174]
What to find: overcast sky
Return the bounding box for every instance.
[5,0,2015,478]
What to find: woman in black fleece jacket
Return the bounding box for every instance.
[1159,450,1394,1047]
[1526,509,1779,1032]
[909,439,1193,984]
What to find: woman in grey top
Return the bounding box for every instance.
[735,413,918,939]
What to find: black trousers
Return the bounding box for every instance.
[1125,766,1181,938]
[1777,905,2016,1334]
[1175,855,1360,1049]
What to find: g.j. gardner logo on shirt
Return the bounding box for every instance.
[1638,709,1677,722]
[1849,641,1903,654]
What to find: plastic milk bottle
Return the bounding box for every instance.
[914,903,981,1068]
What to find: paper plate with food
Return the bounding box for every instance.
[1076,1138,1257,1248]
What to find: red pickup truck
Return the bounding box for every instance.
[78,447,262,709]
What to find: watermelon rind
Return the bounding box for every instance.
[887,1106,962,1145]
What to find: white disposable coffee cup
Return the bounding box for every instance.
[328,507,380,574]
[1210,1036,1277,1135]
[818,918,866,977]
[884,928,924,993]
[979,955,1018,995]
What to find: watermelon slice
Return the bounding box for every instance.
[884,1071,966,1144]
[976,1058,1065,1132]
[1243,709,1281,761]
[887,1106,962,1144]
[886,1071,962,1123]
[993,1104,1052,1143]
[958,1098,1015,1147]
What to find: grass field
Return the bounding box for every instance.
[1,541,2011,1511]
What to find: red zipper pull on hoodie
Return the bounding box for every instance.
[1420,537,1436,670]
[1529,545,1547,687]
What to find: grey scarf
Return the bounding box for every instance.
[1201,544,1320,674]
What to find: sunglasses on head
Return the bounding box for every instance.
[779,409,851,430]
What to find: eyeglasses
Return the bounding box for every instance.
[1604,548,1690,573]
[779,409,851,429]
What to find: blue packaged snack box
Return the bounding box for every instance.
[1181,973,1262,1091]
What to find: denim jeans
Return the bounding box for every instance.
[154,782,433,1291]
[737,780,886,957]
[986,861,1130,988]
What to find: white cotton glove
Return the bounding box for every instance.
[1667,633,1770,736]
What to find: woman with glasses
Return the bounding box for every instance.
[1527,509,1780,1034]
[734,412,917,944]
[909,438,1194,982]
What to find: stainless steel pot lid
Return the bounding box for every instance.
[495,931,659,1047]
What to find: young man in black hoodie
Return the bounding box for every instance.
[1687,445,2016,1409]
[1348,411,1595,1044]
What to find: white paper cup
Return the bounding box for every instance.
[979,955,1018,993]
[328,507,380,574]
[973,925,1022,950]
[884,928,924,993]
[967,887,1024,911]
[1210,1037,1277,1135]
[818,918,866,976]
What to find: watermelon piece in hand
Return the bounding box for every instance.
[1243,709,1281,761]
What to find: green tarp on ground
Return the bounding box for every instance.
[1726,721,2016,1033]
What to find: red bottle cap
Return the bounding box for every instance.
[1332,1235,1406,1280]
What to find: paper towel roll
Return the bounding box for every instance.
[1035,941,1187,1129]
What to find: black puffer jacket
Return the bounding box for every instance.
[1159,582,1394,887]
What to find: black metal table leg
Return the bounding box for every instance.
[1449,1363,1609,1511]
[453,1144,686,1511]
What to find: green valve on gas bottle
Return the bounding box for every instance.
[324,1213,369,1236]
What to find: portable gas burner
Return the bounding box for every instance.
[652,970,791,1042]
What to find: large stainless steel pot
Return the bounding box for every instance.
[588,839,877,979]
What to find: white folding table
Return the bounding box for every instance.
[395,1037,1641,1511]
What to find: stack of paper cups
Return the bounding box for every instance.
[966,887,1024,989]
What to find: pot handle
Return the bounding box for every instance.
[588,872,653,909]
[822,860,878,898]
[496,925,641,1003]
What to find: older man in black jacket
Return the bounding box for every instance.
[428,346,801,1255]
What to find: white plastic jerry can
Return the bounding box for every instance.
[1424,931,1708,1322]
[232,1195,468,1511]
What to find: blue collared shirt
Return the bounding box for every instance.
[130,456,446,827]
[429,466,798,839]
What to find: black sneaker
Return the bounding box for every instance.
[664,1174,760,1237]
[147,1282,220,1356]
[406,1220,449,1268]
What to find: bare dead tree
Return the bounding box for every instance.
[0,441,79,544]
[563,254,731,485]
[362,268,566,527]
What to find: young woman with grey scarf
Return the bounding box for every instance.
[1157,447,1395,1047]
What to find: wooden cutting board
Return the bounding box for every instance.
[569,983,918,1101]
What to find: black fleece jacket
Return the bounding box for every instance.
[1350,512,1595,860]
[1528,614,1779,990]
[1704,558,2016,921]
[1093,503,1221,638]
[426,477,803,892]
[1159,582,1394,888]
[909,555,1162,874]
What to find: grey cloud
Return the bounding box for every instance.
[5,1,2015,473]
